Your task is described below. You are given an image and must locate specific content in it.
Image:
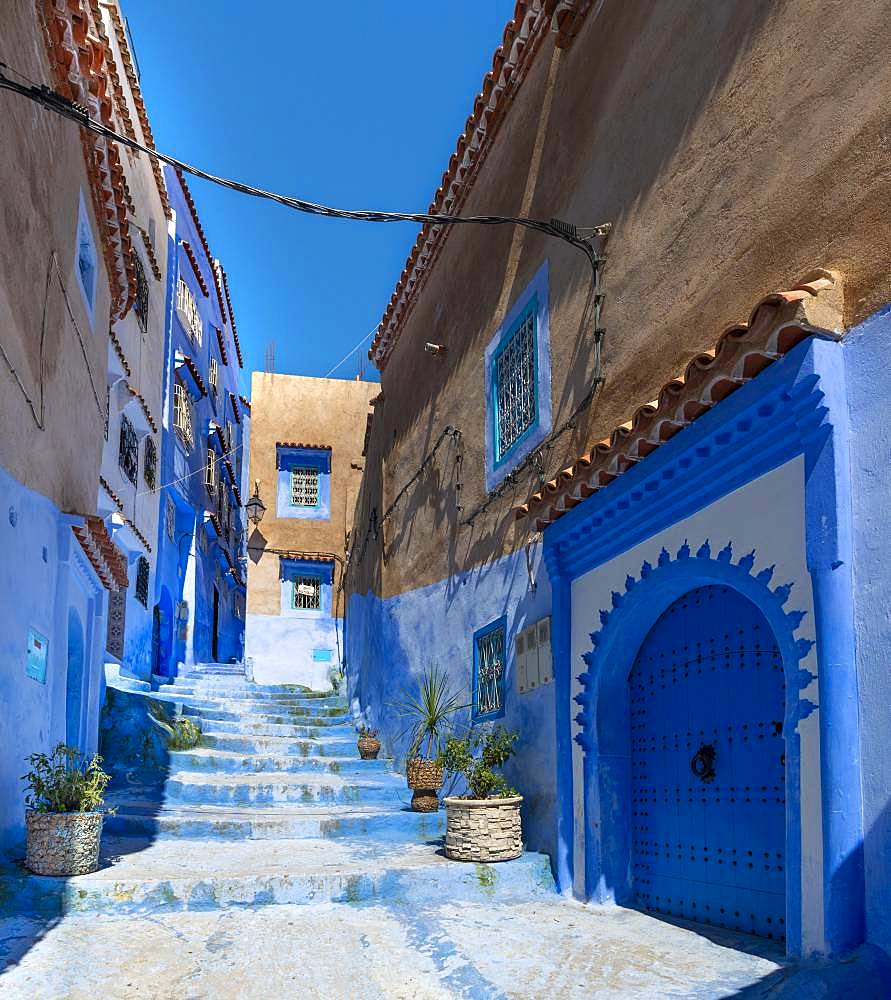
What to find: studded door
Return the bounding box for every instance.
[630,584,786,940]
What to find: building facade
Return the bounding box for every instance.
[0,1,138,853]
[152,167,248,676]
[345,0,891,962]
[246,374,376,689]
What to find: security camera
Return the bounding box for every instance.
[424,342,446,356]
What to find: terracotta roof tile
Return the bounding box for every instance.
[108,327,132,376]
[177,354,207,398]
[215,326,230,366]
[125,382,159,433]
[238,394,251,411]
[181,241,209,296]
[276,442,332,451]
[72,515,128,591]
[218,264,244,368]
[515,274,843,529]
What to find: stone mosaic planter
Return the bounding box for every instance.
[357,735,381,760]
[443,795,523,862]
[25,810,103,876]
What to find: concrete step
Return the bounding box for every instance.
[163,771,405,807]
[185,707,352,727]
[103,800,440,842]
[163,682,320,697]
[200,731,368,758]
[168,747,391,776]
[0,838,555,916]
[205,719,356,739]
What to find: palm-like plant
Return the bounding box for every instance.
[395,663,467,761]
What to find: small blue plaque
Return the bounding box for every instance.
[312,648,333,663]
[26,628,48,684]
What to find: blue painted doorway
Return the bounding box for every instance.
[630,584,786,940]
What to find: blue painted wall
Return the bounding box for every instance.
[346,545,556,860]
[152,167,246,674]
[843,304,891,957]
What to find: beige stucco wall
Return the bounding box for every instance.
[0,3,112,514]
[246,373,377,617]
[352,0,891,600]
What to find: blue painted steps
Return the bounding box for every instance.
[1,663,556,919]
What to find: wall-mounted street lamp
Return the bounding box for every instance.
[245,480,266,526]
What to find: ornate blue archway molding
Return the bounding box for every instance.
[573,540,814,954]
[543,336,865,957]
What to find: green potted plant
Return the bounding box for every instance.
[438,726,522,862]
[396,664,466,812]
[22,743,112,876]
[357,725,381,760]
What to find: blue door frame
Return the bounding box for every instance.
[543,335,864,957]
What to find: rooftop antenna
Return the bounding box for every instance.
[264,340,275,374]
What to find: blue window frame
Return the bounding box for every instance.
[484,260,552,492]
[74,192,97,324]
[279,558,333,618]
[276,446,331,520]
[472,616,507,722]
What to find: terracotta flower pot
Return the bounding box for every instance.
[443,795,523,862]
[357,735,381,760]
[25,810,103,876]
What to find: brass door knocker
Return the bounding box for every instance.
[691,743,717,783]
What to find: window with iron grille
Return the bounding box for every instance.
[205,447,216,492]
[292,575,321,611]
[473,618,506,721]
[173,381,193,449]
[133,253,149,334]
[165,496,176,541]
[175,277,202,345]
[135,556,150,607]
[119,413,138,485]
[143,436,157,490]
[75,192,97,320]
[226,420,234,453]
[290,466,319,507]
[493,305,537,462]
[208,357,218,399]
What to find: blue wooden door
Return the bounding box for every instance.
[630,584,786,940]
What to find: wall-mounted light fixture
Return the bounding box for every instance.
[245,479,267,526]
[424,342,446,357]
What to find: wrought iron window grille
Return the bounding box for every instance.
[175,277,203,346]
[205,447,216,493]
[290,466,320,507]
[172,381,194,449]
[143,436,157,490]
[292,575,322,611]
[135,556,149,607]
[165,496,176,541]
[493,306,537,462]
[133,253,149,334]
[118,413,138,485]
[208,356,218,399]
[474,621,506,720]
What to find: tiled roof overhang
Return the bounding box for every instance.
[238,394,251,411]
[125,382,158,432]
[515,275,844,529]
[175,169,214,275]
[37,0,137,319]
[101,1,171,220]
[229,392,241,424]
[215,325,230,366]
[72,514,128,590]
[218,264,244,368]
[369,0,599,371]
[181,241,209,296]
[276,442,332,451]
[176,353,207,398]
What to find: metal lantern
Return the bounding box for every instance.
[245,480,266,526]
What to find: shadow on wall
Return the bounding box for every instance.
[0,687,178,978]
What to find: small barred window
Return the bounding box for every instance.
[119,413,138,485]
[493,307,536,461]
[135,556,150,607]
[290,466,319,507]
[473,620,506,721]
[173,382,194,449]
[143,437,157,490]
[165,496,176,541]
[205,447,217,492]
[292,575,321,611]
[133,253,149,334]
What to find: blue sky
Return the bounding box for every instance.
[122,1,515,392]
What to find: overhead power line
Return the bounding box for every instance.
[0,62,610,369]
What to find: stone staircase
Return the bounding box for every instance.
[5,664,555,917]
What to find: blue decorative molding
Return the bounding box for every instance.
[543,334,865,957]
[276,446,331,520]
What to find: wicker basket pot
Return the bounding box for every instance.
[25,810,103,876]
[443,796,523,862]
[357,735,381,760]
[406,757,443,791]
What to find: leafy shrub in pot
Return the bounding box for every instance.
[22,743,112,876]
[438,726,522,862]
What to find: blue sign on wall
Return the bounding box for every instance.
[26,627,48,684]
[312,648,333,662]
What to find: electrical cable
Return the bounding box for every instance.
[323,326,378,378]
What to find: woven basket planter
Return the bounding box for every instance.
[25,810,103,876]
[443,796,523,862]
[406,758,443,791]
[357,735,381,760]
